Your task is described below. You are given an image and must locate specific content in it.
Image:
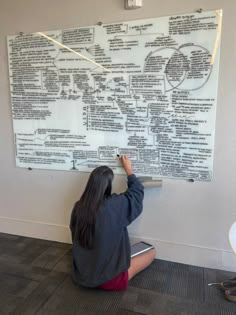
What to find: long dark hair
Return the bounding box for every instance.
[72,166,114,249]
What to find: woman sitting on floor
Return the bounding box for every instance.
[70,156,156,291]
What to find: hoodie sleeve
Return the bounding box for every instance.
[109,174,144,226]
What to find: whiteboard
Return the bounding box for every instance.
[7,10,222,181]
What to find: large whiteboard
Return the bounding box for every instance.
[7,10,222,181]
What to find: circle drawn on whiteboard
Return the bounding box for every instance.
[165,50,189,91]
[144,45,213,93]
[144,47,187,91]
[167,44,213,91]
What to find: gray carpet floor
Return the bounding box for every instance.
[0,232,236,315]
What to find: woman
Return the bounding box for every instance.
[70,156,156,290]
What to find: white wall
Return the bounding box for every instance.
[0,0,236,272]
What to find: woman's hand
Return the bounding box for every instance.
[120,155,133,176]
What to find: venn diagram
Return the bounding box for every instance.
[144,44,212,92]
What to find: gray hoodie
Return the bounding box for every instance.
[70,174,144,288]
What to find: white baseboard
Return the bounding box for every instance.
[0,216,235,272]
[0,216,72,244]
[129,234,236,272]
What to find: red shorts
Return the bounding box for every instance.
[98,270,128,291]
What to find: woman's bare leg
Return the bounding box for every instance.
[128,248,157,280]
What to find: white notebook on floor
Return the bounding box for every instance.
[131,242,154,258]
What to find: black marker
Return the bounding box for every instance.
[117,154,120,157]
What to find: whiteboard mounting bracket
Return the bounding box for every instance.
[196,8,203,13]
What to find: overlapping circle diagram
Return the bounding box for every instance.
[144,44,212,92]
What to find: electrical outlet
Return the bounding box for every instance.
[125,0,142,10]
